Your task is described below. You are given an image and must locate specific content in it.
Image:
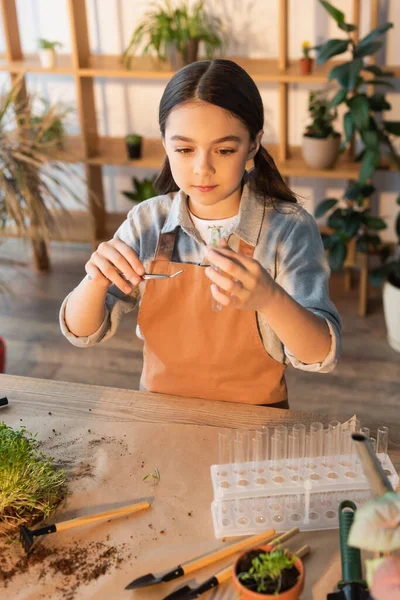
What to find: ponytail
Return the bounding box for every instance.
[252,146,298,204]
[154,156,179,195]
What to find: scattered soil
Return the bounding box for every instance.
[0,539,126,599]
[236,549,300,595]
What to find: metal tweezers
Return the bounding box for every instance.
[142,269,184,280]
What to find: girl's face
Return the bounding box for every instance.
[163,101,262,219]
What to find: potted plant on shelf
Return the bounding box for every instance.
[125,134,143,159]
[0,78,86,272]
[370,224,400,352]
[300,41,313,75]
[233,544,304,600]
[122,175,157,204]
[38,38,62,68]
[121,0,223,70]
[312,0,399,329]
[302,90,341,169]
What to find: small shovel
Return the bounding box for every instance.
[124,527,284,590]
[20,500,150,553]
[327,500,370,600]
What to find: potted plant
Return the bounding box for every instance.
[312,0,399,293]
[125,134,143,159]
[233,544,304,600]
[300,41,313,75]
[370,227,400,352]
[302,90,341,169]
[122,175,157,203]
[38,38,62,68]
[121,0,223,70]
[0,78,86,271]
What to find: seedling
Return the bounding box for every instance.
[142,467,160,483]
[238,546,298,595]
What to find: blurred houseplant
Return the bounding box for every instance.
[300,41,313,75]
[313,0,399,344]
[0,79,85,272]
[302,89,341,169]
[38,38,62,68]
[121,0,224,70]
[122,175,157,204]
[125,133,142,159]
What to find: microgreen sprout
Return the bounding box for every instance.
[142,467,160,483]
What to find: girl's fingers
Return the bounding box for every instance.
[205,266,244,296]
[210,284,231,306]
[84,263,110,287]
[97,242,142,285]
[205,247,250,279]
[110,238,145,277]
[91,255,133,294]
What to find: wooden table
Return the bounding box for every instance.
[1,374,399,600]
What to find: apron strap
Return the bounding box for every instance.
[238,238,255,259]
[154,231,177,261]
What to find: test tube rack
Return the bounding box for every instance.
[210,422,398,538]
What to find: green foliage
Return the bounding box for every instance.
[238,547,298,595]
[142,467,160,482]
[125,133,142,144]
[304,90,338,139]
[0,422,68,535]
[122,176,157,203]
[38,38,62,51]
[121,0,223,68]
[314,0,399,283]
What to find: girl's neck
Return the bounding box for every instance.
[187,185,242,220]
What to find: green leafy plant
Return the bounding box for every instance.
[142,467,160,483]
[0,422,68,536]
[0,78,86,271]
[302,41,311,59]
[238,547,298,595]
[313,0,400,283]
[304,90,339,139]
[122,175,157,203]
[121,0,223,68]
[38,38,62,51]
[29,99,71,149]
[125,133,142,145]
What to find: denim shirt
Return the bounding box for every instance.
[60,182,341,373]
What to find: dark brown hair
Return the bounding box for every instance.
[155,59,297,204]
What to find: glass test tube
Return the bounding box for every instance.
[233,429,249,485]
[306,422,324,471]
[340,423,358,477]
[377,425,389,464]
[217,430,232,477]
[288,424,306,482]
[360,426,370,439]
[270,425,288,483]
[251,427,269,484]
[208,226,223,312]
[324,420,341,477]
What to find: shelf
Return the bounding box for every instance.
[1,52,398,83]
[79,55,341,83]
[0,53,75,74]
[54,135,362,179]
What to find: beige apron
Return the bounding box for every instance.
[137,229,288,406]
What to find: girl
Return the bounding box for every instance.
[60,59,341,409]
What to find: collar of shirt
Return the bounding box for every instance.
[160,180,265,248]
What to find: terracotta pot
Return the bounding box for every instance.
[300,57,313,75]
[233,544,305,600]
[302,133,341,169]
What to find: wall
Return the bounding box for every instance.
[0,0,399,241]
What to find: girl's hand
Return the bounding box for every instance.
[85,238,145,294]
[204,239,277,312]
